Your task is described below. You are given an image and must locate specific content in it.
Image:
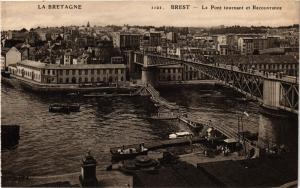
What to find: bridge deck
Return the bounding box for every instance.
[145,84,179,110]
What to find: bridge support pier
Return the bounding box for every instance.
[262,79,281,111]
[141,67,155,85]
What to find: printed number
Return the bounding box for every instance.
[152,6,162,10]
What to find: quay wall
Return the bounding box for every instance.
[3,75,136,94]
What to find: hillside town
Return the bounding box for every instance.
[1,23,299,87]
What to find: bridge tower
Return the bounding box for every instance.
[124,50,135,79]
[141,55,157,85]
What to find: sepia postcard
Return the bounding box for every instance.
[1,0,299,187]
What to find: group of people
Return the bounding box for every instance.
[216,145,231,156]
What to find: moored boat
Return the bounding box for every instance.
[49,103,80,113]
[1,71,11,78]
[169,131,193,139]
[110,144,148,161]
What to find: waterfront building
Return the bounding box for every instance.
[76,54,90,64]
[157,63,206,82]
[111,32,120,48]
[63,51,73,65]
[183,64,205,80]
[119,33,141,50]
[10,60,127,84]
[178,47,219,58]
[166,32,178,43]
[218,44,228,55]
[7,29,28,41]
[213,55,299,76]
[166,47,180,57]
[267,36,281,49]
[149,32,161,46]
[35,29,47,41]
[158,64,183,81]
[238,37,254,55]
[237,36,281,55]
[212,35,227,46]
[253,38,268,53]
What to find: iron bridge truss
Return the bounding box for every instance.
[142,54,298,113]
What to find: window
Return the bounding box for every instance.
[60,70,63,75]
[109,69,112,74]
[85,78,88,82]
[91,77,94,82]
[66,78,69,83]
[97,69,100,74]
[48,70,50,74]
[121,76,124,81]
[121,69,124,74]
[72,70,75,75]
[66,70,69,75]
[97,77,100,82]
[85,70,88,75]
[115,69,118,74]
[60,78,63,83]
[91,69,94,74]
[79,77,82,83]
[79,70,82,75]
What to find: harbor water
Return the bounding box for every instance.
[1,84,298,177]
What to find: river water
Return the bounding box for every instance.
[1,84,298,177]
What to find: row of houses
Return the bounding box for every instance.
[1,46,124,71]
[8,60,127,85]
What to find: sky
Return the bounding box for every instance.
[1,1,299,30]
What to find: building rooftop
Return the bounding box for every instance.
[211,55,298,64]
[197,153,297,187]
[18,60,46,69]
[17,60,126,69]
